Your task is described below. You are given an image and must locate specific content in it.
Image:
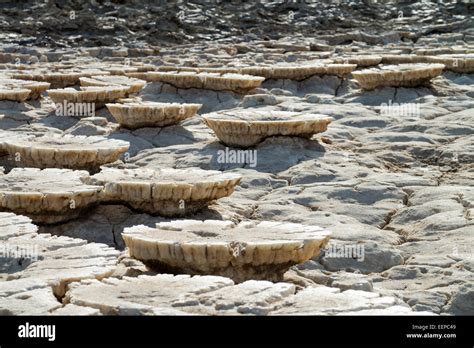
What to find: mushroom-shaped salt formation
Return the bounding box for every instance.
[47,86,130,111]
[79,75,146,94]
[87,167,242,216]
[202,110,333,147]
[0,78,50,100]
[106,101,202,129]
[239,63,356,79]
[123,220,331,282]
[0,168,102,224]
[3,134,129,171]
[126,71,264,92]
[352,63,445,90]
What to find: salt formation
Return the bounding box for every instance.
[156,66,240,74]
[87,167,242,216]
[381,55,432,65]
[0,168,102,223]
[0,86,30,102]
[102,66,140,75]
[333,56,382,67]
[239,63,356,79]
[106,101,202,129]
[47,86,130,109]
[126,71,264,92]
[381,54,473,73]
[123,220,331,282]
[429,54,474,73]
[0,131,33,155]
[3,134,129,171]
[154,64,356,80]
[0,78,50,100]
[203,110,333,147]
[12,69,110,88]
[352,63,445,90]
[79,75,147,94]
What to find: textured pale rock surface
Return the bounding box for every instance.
[0,212,119,314]
[3,134,129,171]
[4,233,119,297]
[63,274,427,316]
[352,63,445,90]
[65,274,234,315]
[272,287,407,315]
[203,110,332,147]
[86,167,242,215]
[106,101,202,129]
[0,212,38,241]
[0,168,102,223]
[123,220,330,282]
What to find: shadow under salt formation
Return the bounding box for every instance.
[126,135,327,175]
[0,100,46,129]
[262,75,343,98]
[38,203,229,250]
[341,86,434,106]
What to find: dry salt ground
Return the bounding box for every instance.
[0,19,473,315]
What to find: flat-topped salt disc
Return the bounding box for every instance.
[202,110,332,147]
[123,220,331,282]
[126,71,264,92]
[3,134,129,171]
[352,63,445,90]
[106,101,202,129]
[0,168,102,224]
[79,75,146,94]
[87,167,242,216]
